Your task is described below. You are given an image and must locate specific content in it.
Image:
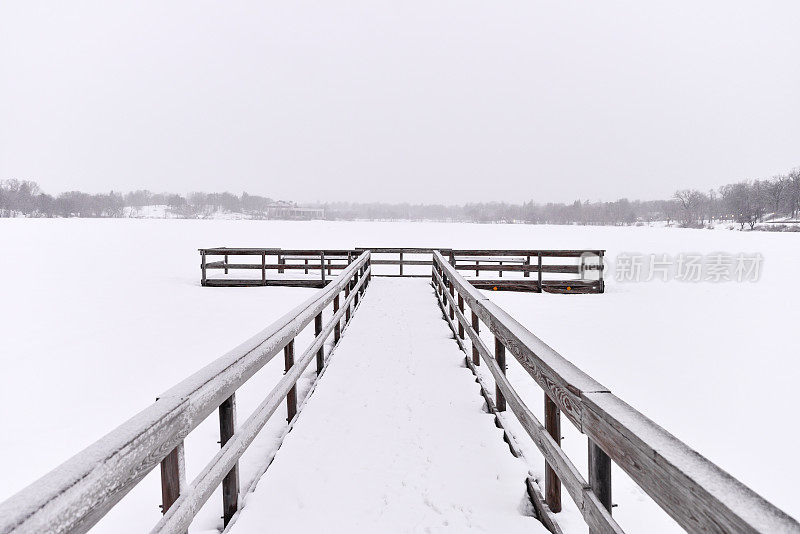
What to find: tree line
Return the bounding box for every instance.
[0,183,286,218]
[2,166,798,228]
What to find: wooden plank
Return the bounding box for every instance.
[449,249,605,257]
[284,341,297,422]
[526,478,564,534]
[545,393,562,513]
[369,259,433,265]
[202,279,328,288]
[315,313,324,373]
[205,263,348,270]
[495,337,506,411]
[160,443,186,515]
[218,396,239,527]
[456,264,582,273]
[581,392,800,534]
[588,438,612,534]
[0,398,189,534]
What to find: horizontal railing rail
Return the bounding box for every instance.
[0,252,372,534]
[431,251,798,534]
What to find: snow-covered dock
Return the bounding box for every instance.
[229,278,543,533]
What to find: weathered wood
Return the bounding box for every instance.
[526,478,564,534]
[471,311,479,366]
[0,253,372,534]
[455,263,582,273]
[524,255,530,278]
[333,295,341,343]
[345,285,351,324]
[277,254,284,273]
[284,340,297,422]
[205,262,347,271]
[537,253,543,293]
[304,259,308,274]
[224,254,228,275]
[399,252,403,275]
[430,272,619,533]
[588,438,612,528]
[151,264,371,534]
[315,313,324,373]
[320,252,326,284]
[457,294,465,340]
[495,338,506,412]
[369,259,432,266]
[218,395,239,527]
[160,443,186,515]
[545,393,562,513]
[581,391,799,533]
[432,251,799,534]
[449,282,455,321]
[201,251,207,286]
[202,279,329,288]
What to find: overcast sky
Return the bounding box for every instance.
[1,1,798,204]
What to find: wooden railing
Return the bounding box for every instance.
[431,251,798,534]
[200,248,357,287]
[203,247,604,293]
[0,252,372,534]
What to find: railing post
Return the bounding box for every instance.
[315,313,324,373]
[327,257,331,276]
[201,251,207,286]
[599,251,605,293]
[589,439,612,528]
[333,294,341,343]
[495,338,506,411]
[160,442,186,517]
[457,294,465,340]
[499,260,503,278]
[219,394,239,526]
[448,280,455,321]
[537,252,543,293]
[284,340,297,421]
[399,252,403,276]
[224,254,229,275]
[524,255,530,278]
[475,260,479,277]
[304,258,308,274]
[278,253,284,274]
[345,284,351,324]
[471,311,480,366]
[321,252,326,285]
[544,393,562,513]
[261,252,266,285]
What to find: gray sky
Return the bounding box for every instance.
[1,1,799,204]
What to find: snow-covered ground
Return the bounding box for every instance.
[1,219,798,532]
[231,278,544,534]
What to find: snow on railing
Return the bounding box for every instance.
[431,250,798,534]
[0,252,372,534]
[202,246,605,293]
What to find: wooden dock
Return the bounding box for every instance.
[199,247,606,294]
[1,250,797,534]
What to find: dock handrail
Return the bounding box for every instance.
[0,252,372,534]
[431,250,798,534]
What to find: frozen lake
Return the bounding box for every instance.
[1,218,797,532]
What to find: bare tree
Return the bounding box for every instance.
[764,175,789,220]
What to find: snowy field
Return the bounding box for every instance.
[1,218,798,532]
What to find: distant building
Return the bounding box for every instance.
[264,201,324,219]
